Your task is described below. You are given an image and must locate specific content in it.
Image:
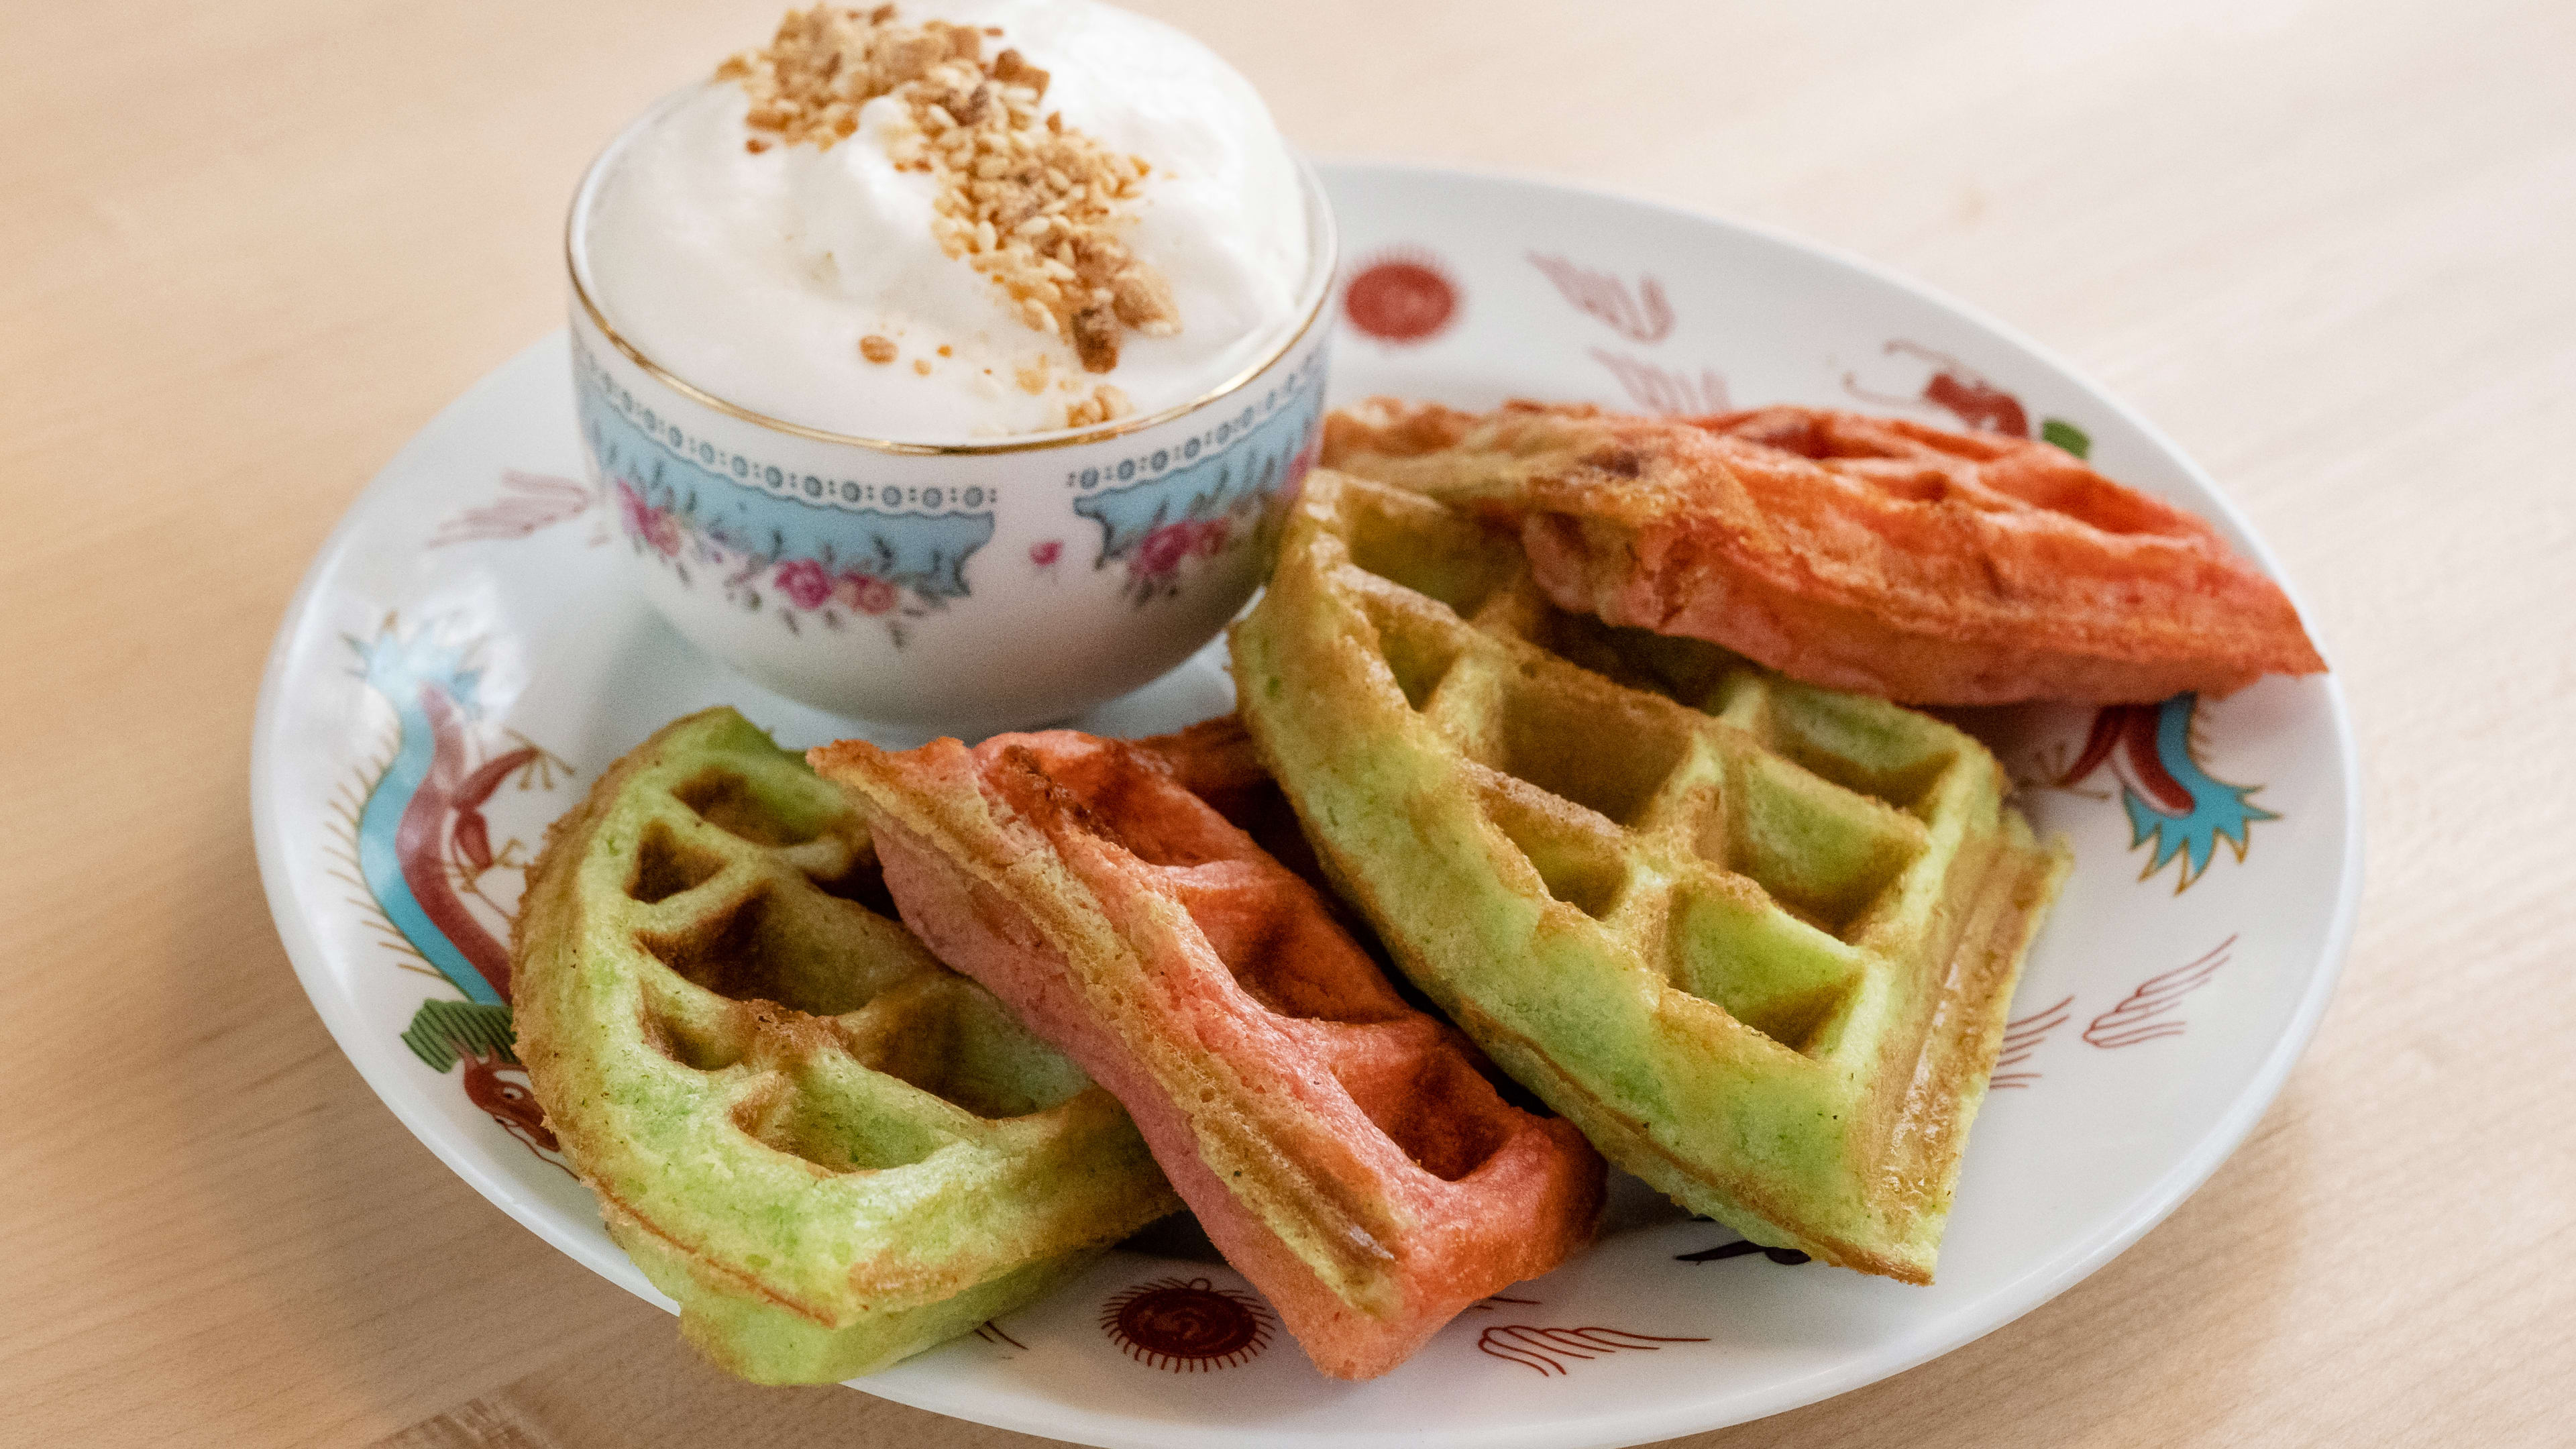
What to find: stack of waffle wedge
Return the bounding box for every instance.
[513,449,2069,1384]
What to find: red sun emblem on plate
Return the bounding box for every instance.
[1342,249,1460,345]
[1099,1276,1276,1371]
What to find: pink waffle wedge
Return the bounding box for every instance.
[810,722,1605,1379]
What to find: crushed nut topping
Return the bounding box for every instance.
[719,4,1181,385]
[1063,384,1131,429]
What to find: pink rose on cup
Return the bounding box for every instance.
[615,480,684,557]
[839,572,899,614]
[773,558,834,610]
[1029,539,1063,569]
[1134,521,1196,578]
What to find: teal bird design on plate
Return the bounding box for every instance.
[2059,692,2276,891]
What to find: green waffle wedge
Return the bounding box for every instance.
[1231,471,2068,1283]
[512,709,1178,1382]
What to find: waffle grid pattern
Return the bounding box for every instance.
[985,731,1573,1203]
[1356,565,1957,1061]
[820,728,1602,1378]
[513,710,1175,1383]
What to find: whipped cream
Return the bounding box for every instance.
[576,0,1313,440]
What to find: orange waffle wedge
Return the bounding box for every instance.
[811,723,1606,1380]
[1324,397,2326,705]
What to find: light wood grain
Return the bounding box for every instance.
[3,1,2571,1445]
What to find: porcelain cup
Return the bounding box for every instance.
[564,131,1336,737]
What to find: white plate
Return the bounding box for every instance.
[252,163,2359,1449]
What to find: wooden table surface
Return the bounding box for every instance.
[6,0,2571,1444]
